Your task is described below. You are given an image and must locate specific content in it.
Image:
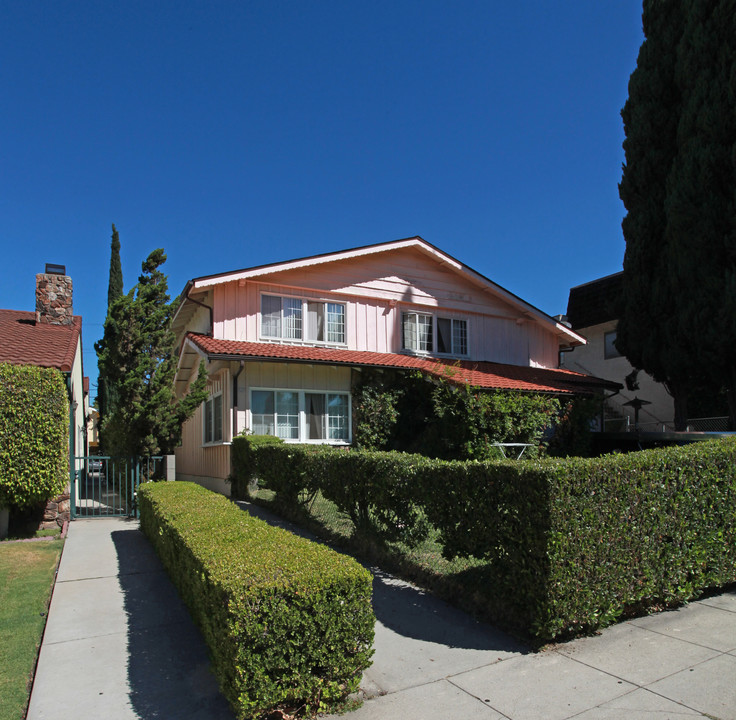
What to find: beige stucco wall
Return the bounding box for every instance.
[561,320,674,429]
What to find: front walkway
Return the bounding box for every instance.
[28,513,736,720]
[27,517,233,720]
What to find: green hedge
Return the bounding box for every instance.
[138,481,374,719]
[536,441,736,638]
[234,436,431,546]
[0,363,68,509]
[234,435,736,641]
[229,433,286,499]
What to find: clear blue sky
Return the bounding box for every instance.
[0,1,644,400]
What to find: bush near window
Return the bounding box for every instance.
[237,437,736,641]
[351,369,565,459]
[138,481,374,719]
[229,433,286,500]
[0,363,68,510]
[233,436,430,547]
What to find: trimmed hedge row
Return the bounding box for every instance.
[0,363,69,509]
[138,481,374,719]
[233,435,736,641]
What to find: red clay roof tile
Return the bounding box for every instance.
[0,309,82,372]
[185,333,617,395]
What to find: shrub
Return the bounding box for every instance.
[316,449,431,546]
[245,437,736,642]
[229,433,284,499]
[351,378,401,450]
[359,369,561,460]
[421,439,736,639]
[0,363,68,509]
[234,439,431,546]
[138,481,374,719]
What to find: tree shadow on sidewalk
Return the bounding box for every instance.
[111,526,234,720]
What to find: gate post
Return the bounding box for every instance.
[164,454,176,481]
[70,465,77,519]
[132,457,140,519]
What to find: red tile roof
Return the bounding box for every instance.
[185,333,618,395]
[0,309,82,372]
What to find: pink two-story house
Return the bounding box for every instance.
[172,237,612,494]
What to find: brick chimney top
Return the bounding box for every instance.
[36,270,74,325]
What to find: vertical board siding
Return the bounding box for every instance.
[175,407,231,481]
[175,367,231,483]
[244,361,351,393]
[208,246,564,369]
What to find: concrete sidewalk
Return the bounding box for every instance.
[27,517,233,720]
[28,515,736,720]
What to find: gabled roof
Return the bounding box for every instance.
[566,272,623,330]
[174,236,586,347]
[0,309,82,372]
[180,333,619,396]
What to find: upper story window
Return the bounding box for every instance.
[402,312,468,356]
[604,330,622,359]
[261,294,346,344]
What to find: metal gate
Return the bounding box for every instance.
[71,456,163,519]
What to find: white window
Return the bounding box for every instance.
[203,393,223,444]
[250,389,350,443]
[437,317,468,356]
[402,312,468,356]
[403,312,433,352]
[261,295,346,344]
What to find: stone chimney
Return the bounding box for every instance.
[36,265,74,325]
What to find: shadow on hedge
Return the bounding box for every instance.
[236,499,526,655]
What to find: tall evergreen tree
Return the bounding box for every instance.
[96,224,125,431]
[618,0,736,429]
[664,0,736,427]
[108,224,123,307]
[96,249,208,456]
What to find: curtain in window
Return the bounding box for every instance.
[437,318,451,353]
[306,393,326,439]
[251,390,275,435]
[306,302,324,342]
[261,295,282,338]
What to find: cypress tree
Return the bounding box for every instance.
[96,223,125,434]
[617,0,736,429]
[664,0,736,427]
[107,224,123,307]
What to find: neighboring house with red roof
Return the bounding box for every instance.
[172,237,618,493]
[0,266,88,523]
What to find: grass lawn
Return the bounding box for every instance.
[0,539,63,720]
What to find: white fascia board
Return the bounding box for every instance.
[188,237,429,290]
[182,236,585,345]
